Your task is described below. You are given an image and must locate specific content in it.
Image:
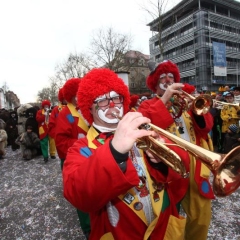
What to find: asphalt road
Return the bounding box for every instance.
[0,146,240,240]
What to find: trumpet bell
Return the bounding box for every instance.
[213,146,240,197]
[194,94,212,115]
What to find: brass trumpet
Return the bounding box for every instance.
[181,91,213,115]
[213,99,239,109]
[169,91,212,118]
[146,123,240,197]
[112,112,240,197]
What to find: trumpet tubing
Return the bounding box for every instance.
[148,123,240,197]
[112,111,240,197]
[213,99,239,109]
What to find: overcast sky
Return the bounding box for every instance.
[0,0,179,104]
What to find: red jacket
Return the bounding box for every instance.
[63,126,189,240]
[55,103,89,159]
[48,105,65,139]
[36,109,49,140]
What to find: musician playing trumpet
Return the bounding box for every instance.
[63,68,190,240]
[36,99,56,163]
[138,60,214,240]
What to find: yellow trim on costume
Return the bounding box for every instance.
[39,126,45,135]
[87,126,99,149]
[100,232,114,240]
[163,215,186,240]
[67,103,89,133]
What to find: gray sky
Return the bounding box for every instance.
[0,0,178,104]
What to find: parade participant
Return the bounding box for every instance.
[233,86,240,104]
[15,125,40,160]
[222,124,240,153]
[138,60,214,240]
[36,100,56,162]
[6,110,19,151]
[17,103,33,136]
[63,68,190,240]
[54,78,90,239]
[55,79,89,169]
[0,119,7,159]
[48,87,67,142]
[220,92,240,152]
[129,94,141,111]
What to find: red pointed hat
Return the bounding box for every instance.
[147,60,180,92]
[77,68,130,125]
[41,100,51,108]
[63,78,81,103]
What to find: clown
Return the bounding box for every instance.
[36,99,57,162]
[138,60,214,240]
[63,68,190,240]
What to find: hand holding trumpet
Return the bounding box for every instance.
[111,112,157,154]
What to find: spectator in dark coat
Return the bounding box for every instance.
[6,110,19,151]
[222,124,240,153]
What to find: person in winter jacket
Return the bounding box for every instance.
[16,125,41,160]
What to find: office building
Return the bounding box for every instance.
[148,0,240,92]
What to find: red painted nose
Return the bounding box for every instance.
[109,101,115,108]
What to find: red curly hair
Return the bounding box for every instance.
[130,95,140,109]
[63,78,81,103]
[77,68,130,125]
[41,100,51,108]
[58,87,64,102]
[147,60,180,92]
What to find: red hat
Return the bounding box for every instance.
[147,60,180,92]
[58,87,64,102]
[63,78,81,103]
[77,68,130,125]
[130,95,140,109]
[41,100,51,108]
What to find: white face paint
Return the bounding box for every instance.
[93,91,124,125]
[159,73,174,90]
[98,106,123,123]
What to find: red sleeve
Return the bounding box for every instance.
[63,139,139,212]
[55,107,87,159]
[188,111,213,139]
[36,109,45,124]
[138,97,174,129]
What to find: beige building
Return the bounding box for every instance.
[121,50,151,96]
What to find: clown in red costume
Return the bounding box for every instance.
[36,99,56,162]
[48,87,67,141]
[138,60,214,240]
[63,68,190,240]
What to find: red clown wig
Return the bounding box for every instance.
[147,60,180,92]
[41,100,51,108]
[130,95,140,109]
[63,78,81,103]
[58,87,64,102]
[77,68,130,125]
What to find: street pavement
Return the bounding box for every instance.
[0,146,240,240]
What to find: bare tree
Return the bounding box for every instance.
[141,0,176,61]
[54,52,92,85]
[89,27,134,71]
[37,88,51,103]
